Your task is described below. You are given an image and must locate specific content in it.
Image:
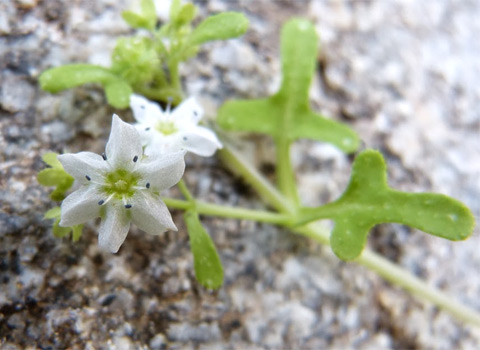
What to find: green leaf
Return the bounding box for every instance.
[44,206,84,241]
[71,225,83,242]
[42,152,62,168]
[39,64,131,108]
[189,12,249,45]
[111,37,159,88]
[172,3,196,27]
[217,19,359,153]
[38,153,74,201]
[169,0,182,21]
[104,79,132,109]
[40,64,118,93]
[298,150,475,260]
[121,0,156,31]
[53,218,71,238]
[184,210,224,289]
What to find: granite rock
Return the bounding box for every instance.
[1,0,479,349]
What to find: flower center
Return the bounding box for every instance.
[155,120,178,135]
[103,169,139,199]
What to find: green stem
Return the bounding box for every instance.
[177,179,194,202]
[220,143,480,328]
[167,57,182,92]
[163,197,292,226]
[275,137,299,206]
[218,143,294,214]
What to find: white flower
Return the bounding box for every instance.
[130,94,222,157]
[58,114,185,253]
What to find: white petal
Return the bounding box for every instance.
[98,204,131,253]
[135,151,185,191]
[131,192,177,235]
[130,94,164,125]
[58,152,108,183]
[59,185,102,226]
[105,114,143,169]
[134,124,155,148]
[181,126,223,157]
[142,136,173,156]
[172,97,203,127]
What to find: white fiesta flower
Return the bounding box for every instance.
[130,94,222,157]
[58,114,185,253]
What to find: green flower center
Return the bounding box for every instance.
[103,169,139,199]
[155,121,178,135]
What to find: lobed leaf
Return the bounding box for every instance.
[39,64,131,108]
[299,150,475,260]
[189,12,249,45]
[218,19,359,153]
[184,210,224,289]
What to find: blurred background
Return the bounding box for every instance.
[0,0,479,348]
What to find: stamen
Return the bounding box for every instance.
[102,153,107,161]
[85,175,91,181]
[98,200,104,205]
[193,111,198,116]
[103,194,115,206]
[183,136,187,141]
[140,105,145,110]
[145,127,151,131]
[124,204,132,209]
[133,155,138,163]
[146,182,150,189]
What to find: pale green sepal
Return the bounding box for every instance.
[44,206,84,241]
[37,152,74,201]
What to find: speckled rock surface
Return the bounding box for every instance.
[1,0,479,349]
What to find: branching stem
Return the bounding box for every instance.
[216,142,480,328]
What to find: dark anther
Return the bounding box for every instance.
[183,136,187,141]
[102,153,107,161]
[193,111,198,116]
[133,155,138,162]
[85,175,91,181]
[125,204,132,209]
[140,105,145,109]
[98,200,105,205]
[146,183,150,189]
[145,127,151,131]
